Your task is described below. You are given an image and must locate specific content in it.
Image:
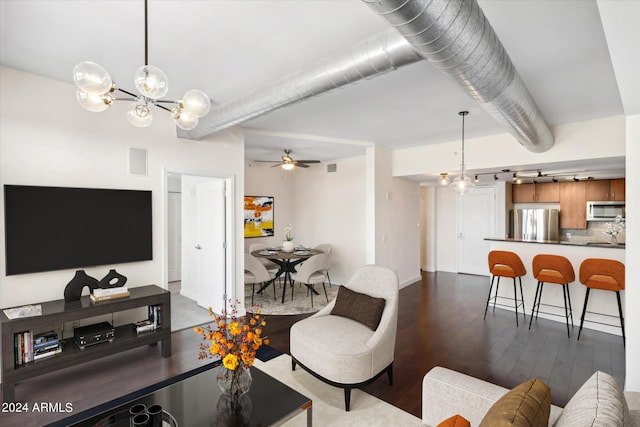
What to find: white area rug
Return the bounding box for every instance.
[253,354,421,426]
[246,282,339,315]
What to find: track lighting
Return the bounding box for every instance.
[537,170,543,178]
[512,173,517,182]
[474,175,479,183]
[439,173,450,186]
[493,174,498,181]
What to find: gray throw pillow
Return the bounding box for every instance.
[330,286,385,330]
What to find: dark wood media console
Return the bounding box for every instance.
[1,285,171,402]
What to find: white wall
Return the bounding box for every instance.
[393,116,626,178]
[292,156,367,284]
[435,186,458,272]
[243,161,295,251]
[0,67,246,380]
[625,113,640,390]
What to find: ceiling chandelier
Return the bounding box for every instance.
[72,0,211,129]
[449,111,475,195]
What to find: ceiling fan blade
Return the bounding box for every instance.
[294,162,310,168]
[270,163,283,168]
[295,160,320,164]
[255,160,280,163]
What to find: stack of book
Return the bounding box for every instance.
[33,331,61,361]
[14,330,33,365]
[133,304,163,334]
[90,287,130,302]
[15,330,61,365]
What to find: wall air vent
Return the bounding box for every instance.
[327,164,337,173]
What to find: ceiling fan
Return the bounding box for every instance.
[256,149,321,170]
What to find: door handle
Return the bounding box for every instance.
[194,245,202,250]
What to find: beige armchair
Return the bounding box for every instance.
[290,265,399,411]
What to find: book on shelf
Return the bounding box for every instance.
[90,290,131,302]
[133,319,155,334]
[92,287,129,297]
[33,347,62,361]
[148,304,162,329]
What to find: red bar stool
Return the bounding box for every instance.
[484,250,527,326]
[578,258,625,345]
[529,254,575,338]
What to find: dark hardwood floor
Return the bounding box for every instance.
[1,271,624,426]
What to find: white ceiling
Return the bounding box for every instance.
[0,0,634,181]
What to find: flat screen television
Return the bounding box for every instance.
[4,185,153,275]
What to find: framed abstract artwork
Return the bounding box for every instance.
[244,196,274,238]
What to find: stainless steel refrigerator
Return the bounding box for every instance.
[510,209,560,241]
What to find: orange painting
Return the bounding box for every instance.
[244,196,274,237]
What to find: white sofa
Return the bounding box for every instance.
[422,367,640,426]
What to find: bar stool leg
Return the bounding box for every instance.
[529,281,542,330]
[616,291,625,346]
[513,278,519,327]
[493,277,501,313]
[566,284,574,327]
[536,282,545,320]
[578,288,591,341]
[484,276,495,319]
[561,283,571,338]
[519,277,526,322]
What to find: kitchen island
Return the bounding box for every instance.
[485,238,625,337]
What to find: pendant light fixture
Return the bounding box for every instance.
[72,0,211,129]
[449,111,475,195]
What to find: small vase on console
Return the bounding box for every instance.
[282,241,295,252]
[99,269,128,288]
[64,270,99,302]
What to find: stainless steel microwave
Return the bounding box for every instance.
[586,201,625,222]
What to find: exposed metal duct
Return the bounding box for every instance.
[178,28,422,140]
[362,0,553,153]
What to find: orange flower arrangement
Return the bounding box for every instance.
[194,301,269,372]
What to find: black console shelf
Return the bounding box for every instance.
[1,285,171,402]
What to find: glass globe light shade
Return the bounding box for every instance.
[126,102,153,127]
[134,65,169,99]
[73,61,113,95]
[439,174,450,186]
[449,174,475,195]
[171,108,198,130]
[281,162,295,170]
[76,89,113,112]
[181,89,212,117]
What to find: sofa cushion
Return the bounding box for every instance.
[331,285,385,330]
[479,379,550,427]
[437,414,471,427]
[554,371,631,427]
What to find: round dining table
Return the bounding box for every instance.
[251,247,323,303]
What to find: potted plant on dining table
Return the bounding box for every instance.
[282,224,295,252]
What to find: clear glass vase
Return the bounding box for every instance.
[611,234,618,245]
[217,366,252,396]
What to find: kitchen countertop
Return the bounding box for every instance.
[485,237,625,249]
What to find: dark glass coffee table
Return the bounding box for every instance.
[46,364,312,426]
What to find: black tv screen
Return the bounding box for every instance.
[4,185,153,275]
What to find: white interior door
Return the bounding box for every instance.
[195,179,226,313]
[457,187,495,275]
[180,175,227,315]
[167,192,182,282]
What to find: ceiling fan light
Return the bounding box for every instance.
[76,89,113,112]
[126,102,153,127]
[281,162,295,170]
[134,65,169,99]
[181,89,211,117]
[73,61,113,95]
[172,108,199,130]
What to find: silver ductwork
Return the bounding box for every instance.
[179,28,422,140]
[362,0,553,153]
